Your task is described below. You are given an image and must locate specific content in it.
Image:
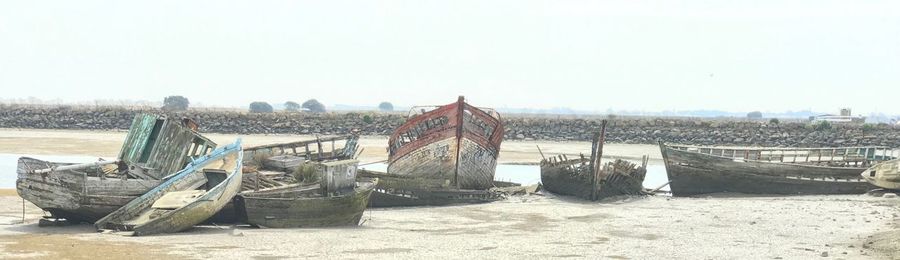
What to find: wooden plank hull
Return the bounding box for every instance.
[16,157,160,222]
[540,159,648,200]
[387,97,503,190]
[660,143,876,196]
[95,140,243,236]
[540,162,594,199]
[358,170,503,207]
[238,179,377,228]
[861,159,900,190]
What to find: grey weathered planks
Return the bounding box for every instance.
[660,142,887,196]
[95,140,243,236]
[17,114,217,223]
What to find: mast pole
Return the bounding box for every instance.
[453,96,465,189]
[591,120,608,201]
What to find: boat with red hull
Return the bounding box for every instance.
[387,96,504,190]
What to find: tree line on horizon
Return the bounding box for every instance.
[161,95,395,114]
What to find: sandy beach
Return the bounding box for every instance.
[0,193,897,259]
[1,128,899,259]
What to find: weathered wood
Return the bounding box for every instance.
[95,140,243,236]
[18,114,220,223]
[239,179,377,228]
[540,121,648,201]
[659,142,884,196]
[358,169,505,207]
[861,159,900,190]
[386,96,504,191]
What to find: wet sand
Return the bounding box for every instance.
[0,128,660,165]
[0,192,898,259]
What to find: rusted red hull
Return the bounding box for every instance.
[387,97,503,190]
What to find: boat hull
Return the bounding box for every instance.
[96,141,243,236]
[541,159,647,200]
[661,144,876,196]
[16,157,159,223]
[239,179,377,228]
[358,170,503,207]
[861,159,900,190]
[387,97,503,190]
[540,162,594,199]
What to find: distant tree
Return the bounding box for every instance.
[747,111,763,119]
[862,123,876,133]
[378,102,394,112]
[249,102,274,113]
[813,120,832,131]
[162,96,189,111]
[302,99,326,113]
[769,118,780,124]
[284,101,301,112]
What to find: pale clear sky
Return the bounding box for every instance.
[1,1,898,114]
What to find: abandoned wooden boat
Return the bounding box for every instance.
[540,120,649,201]
[659,143,896,196]
[16,114,216,223]
[862,159,900,190]
[237,159,377,228]
[204,135,361,223]
[357,169,505,207]
[95,140,242,236]
[387,96,504,190]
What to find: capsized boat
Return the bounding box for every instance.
[16,114,216,223]
[862,159,900,190]
[95,139,243,236]
[357,169,504,207]
[659,143,895,196]
[387,96,504,190]
[540,120,649,200]
[237,159,377,228]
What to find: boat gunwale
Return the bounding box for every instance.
[240,179,378,201]
[661,142,886,170]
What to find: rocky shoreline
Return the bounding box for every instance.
[2,104,899,147]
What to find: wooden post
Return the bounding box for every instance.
[453,96,465,189]
[536,145,546,161]
[591,120,608,201]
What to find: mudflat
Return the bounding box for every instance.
[0,194,897,259]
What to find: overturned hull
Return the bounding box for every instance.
[861,159,900,190]
[358,170,504,207]
[16,158,158,222]
[387,96,503,190]
[238,179,377,228]
[660,143,885,196]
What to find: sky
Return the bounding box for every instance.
[1,1,899,114]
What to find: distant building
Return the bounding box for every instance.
[809,108,865,124]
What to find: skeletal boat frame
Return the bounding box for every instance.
[540,120,649,201]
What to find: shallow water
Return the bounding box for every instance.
[2,154,670,191]
[359,162,670,191]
